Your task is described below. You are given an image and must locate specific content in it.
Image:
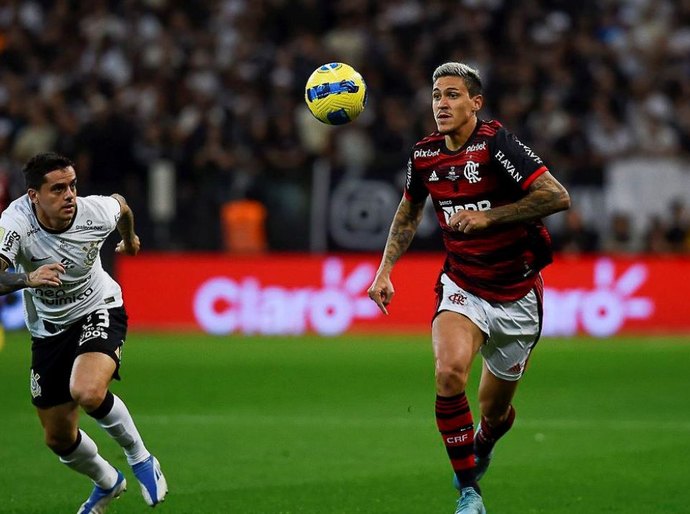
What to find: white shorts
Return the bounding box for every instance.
[436,273,542,381]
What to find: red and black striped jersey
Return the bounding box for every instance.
[404,119,552,302]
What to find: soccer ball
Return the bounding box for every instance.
[304,62,367,125]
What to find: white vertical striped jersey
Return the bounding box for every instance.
[0,194,124,337]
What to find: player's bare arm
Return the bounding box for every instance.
[368,197,425,314]
[0,259,64,295]
[112,193,140,256]
[449,171,570,234]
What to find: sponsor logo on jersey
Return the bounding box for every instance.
[1,230,20,253]
[27,225,40,237]
[495,150,523,182]
[405,159,412,189]
[428,170,439,182]
[463,160,481,184]
[34,286,94,306]
[413,148,441,159]
[75,223,105,231]
[465,141,487,153]
[60,257,76,269]
[514,138,543,164]
[441,200,492,224]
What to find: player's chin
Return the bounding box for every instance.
[435,121,454,134]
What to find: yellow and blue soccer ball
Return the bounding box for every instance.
[304,62,367,125]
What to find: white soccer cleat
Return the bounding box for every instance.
[77,470,126,514]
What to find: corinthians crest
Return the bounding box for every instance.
[463,160,481,184]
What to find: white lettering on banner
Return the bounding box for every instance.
[542,259,654,337]
[192,258,380,336]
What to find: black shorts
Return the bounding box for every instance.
[30,306,128,408]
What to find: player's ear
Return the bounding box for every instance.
[27,189,38,204]
[472,94,483,113]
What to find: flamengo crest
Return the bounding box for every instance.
[464,161,481,183]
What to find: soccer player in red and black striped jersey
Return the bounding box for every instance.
[368,62,570,514]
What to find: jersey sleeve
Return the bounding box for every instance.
[90,195,122,233]
[492,127,549,190]
[403,155,429,203]
[0,212,23,268]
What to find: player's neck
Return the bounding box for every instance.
[444,116,478,151]
[33,205,73,231]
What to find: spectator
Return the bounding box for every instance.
[0,0,688,252]
[551,208,600,254]
[602,212,642,254]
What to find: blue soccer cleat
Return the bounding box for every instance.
[77,470,127,514]
[455,487,487,514]
[132,455,168,507]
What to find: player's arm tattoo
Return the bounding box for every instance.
[487,171,570,224]
[380,198,425,269]
[112,193,136,240]
[0,259,30,295]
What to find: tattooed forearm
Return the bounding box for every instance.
[487,172,570,225]
[380,198,425,269]
[113,194,136,241]
[0,271,30,295]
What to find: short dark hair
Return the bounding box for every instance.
[432,62,483,97]
[23,152,75,190]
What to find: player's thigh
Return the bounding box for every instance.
[71,352,117,395]
[432,311,485,373]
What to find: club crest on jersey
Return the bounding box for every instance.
[428,170,439,182]
[463,161,481,184]
[448,293,467,305]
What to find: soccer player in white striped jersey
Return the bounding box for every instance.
[0,152,168,513]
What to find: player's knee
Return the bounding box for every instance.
[435,364,469,396]
[70,384,106,412]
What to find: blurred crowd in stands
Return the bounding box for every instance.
[0,0,689,254]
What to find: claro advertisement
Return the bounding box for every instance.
[115,253,690,337]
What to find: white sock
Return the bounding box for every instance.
[97,394,150,466]
[59,429,118,489]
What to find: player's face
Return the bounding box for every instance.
[432,76,482,135]
[29,167,78,229]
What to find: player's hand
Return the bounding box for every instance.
[367,273,394,315]
[116,234,140,256]
[27,263,65,288]
[448,210,491,234]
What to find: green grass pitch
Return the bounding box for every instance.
[1,330,689,513]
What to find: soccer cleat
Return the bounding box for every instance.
[473,423,493,481]
[132,455,168,506]
[77,470,127,514]
[455,487,487,514]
